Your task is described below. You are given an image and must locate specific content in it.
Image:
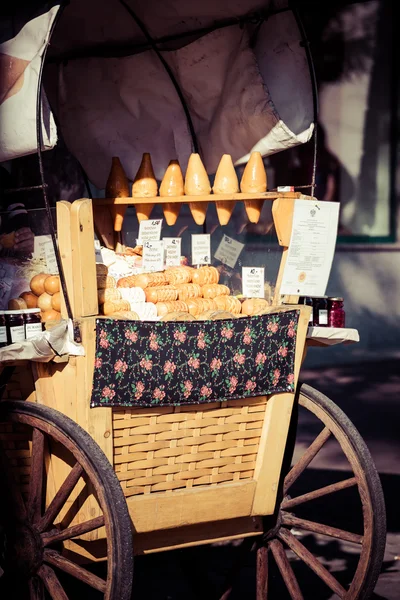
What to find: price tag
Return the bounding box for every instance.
[142,240,164,273]
[94,240,103,263]
[242,267,264,298]
[138,219,163,243]
[163,237,181,267]
[191,234,211,265]
[214,234,244,269]
[44,240,59,274]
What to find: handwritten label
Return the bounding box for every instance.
[163,237,181,267]
[138,219,163,243]
[142,240,164,273]
[33,235,52,259]
[94,240,103,263]
[44,240,59,274]
[191,234,211,265]
[242,267,264,298]
[214,234,244,269]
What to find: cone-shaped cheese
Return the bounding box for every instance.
[240,152,267,223]
[160,160,183,226]
[132,153,158,222]
[213,154,239,225]
[184,153,210,226]
[105,157,129,233]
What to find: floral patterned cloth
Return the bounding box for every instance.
[90,311,299,408]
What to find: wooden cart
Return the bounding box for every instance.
[0,193,386,600]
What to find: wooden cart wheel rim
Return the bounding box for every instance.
[266,383,386,600]
[0,400,134,600]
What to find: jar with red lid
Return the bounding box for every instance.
[328,297,346,328]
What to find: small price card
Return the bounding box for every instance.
[33,235,52,259]
[163,237,181,267]
[44,240,59,274]
[138,219,163,243]
[94,239,103,263]
[142,240,164,272]
[214,234,244,269]
[242,267,265,298]
[191,234,211,265]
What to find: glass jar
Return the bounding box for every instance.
[328,297,345,328]
[24,308,43,340]
[0,311,7,347]
[312,297,328,327]
[5,310,25,344]
[299,297,313,325]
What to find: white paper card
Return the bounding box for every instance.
[163,237,181,267]
[33,235,52,259]
[94,240,103,263]
[214,234,244,269]
[191,234,211,265]
[142,240,164,272]
[138,219,163,243]
[242,267,265,298]
[44,240,59,274]
[280,200,340,296]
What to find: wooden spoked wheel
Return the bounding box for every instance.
[0,401,133,600]
[258,384,386,600]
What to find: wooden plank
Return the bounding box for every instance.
[251,305,310,516]
[128,480,256,533]
[94,191,305,206]
[69,199,98,318]
[56,201,75,318]
[134,516,263,554]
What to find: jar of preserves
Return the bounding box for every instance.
[0,311,7,347]
[24,308,43,340]
[312,297,328,327]
[299,297,313,325]
[5,310,25,344]
[328,297,345,328]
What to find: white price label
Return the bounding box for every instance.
[94,240,103,263]
[138,219,163,243]
[44,240,59,275]
[214,234,244,269]
[163,237,181,267]
[191,234,211,266]
[242,267,265,298]
[33,235,52,259]
[142,240,164,273]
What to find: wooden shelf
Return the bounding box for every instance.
[93,191,303,206]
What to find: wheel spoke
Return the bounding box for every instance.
[44,549,107,593]
[38,564,69,600]
[42,515,105,546]
[0,444,27,520]
[269,539,304,600]
[37,462,83,533]
[256,545,268,600]
[29,576,45,600]
[282,513,363,545]
[282,477,357,510]
[278,528,346,598]
[284,427,331,493]
[27,428,45,523]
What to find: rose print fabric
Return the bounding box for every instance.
[90,311,299,408]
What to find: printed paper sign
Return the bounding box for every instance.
[142,240,164,273]
[214,234,244,269]
[44,240,59,274]
[191,234,211,265]
[94,239,103,263]
[163,237,181,267]
[280,200,340,296]
[242,267,265,298]
[138,219,163,243]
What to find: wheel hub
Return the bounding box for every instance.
[2,522,43,577]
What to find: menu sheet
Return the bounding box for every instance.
[280,200,339,297]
